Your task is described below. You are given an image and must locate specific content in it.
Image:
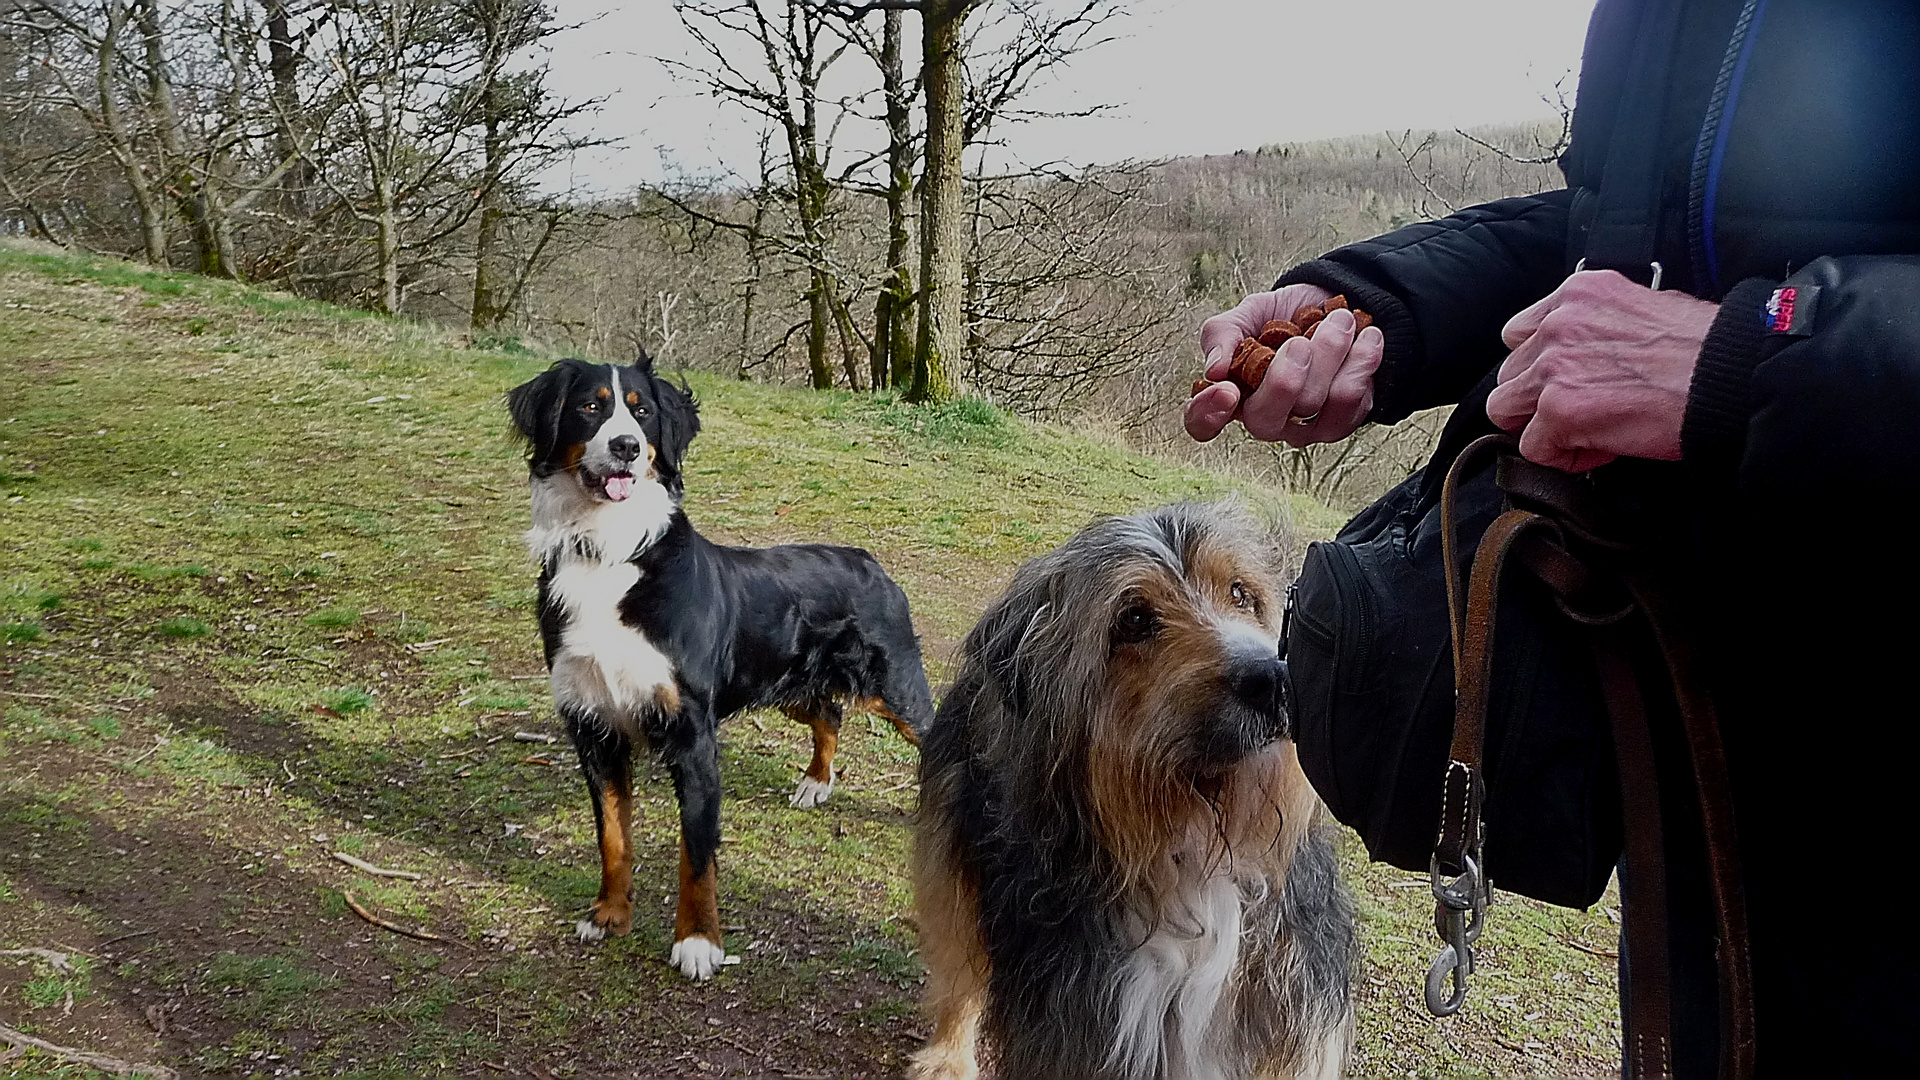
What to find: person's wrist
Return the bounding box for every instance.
[1683,277,1778,481]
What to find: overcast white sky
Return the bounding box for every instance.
[539,0,1597,194]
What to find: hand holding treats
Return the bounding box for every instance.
[1186,286,1385,446]
[1193,295,1374,398]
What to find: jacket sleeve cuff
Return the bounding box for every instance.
[1682,276,1777,483]
[1275,258,1423,423]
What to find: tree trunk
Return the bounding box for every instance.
[829,281,865,391]
[262,0,313,213]
[137,0,228,277]
[910,0,971,404]
[470,89,507,328]
[807,271,832,390]
[739,189,768,380]
[376,172,400,314]
[872,7,914,392]
[97,2,167,265]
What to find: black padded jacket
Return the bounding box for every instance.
[1276,0,1920,497]
[1276,1,1920,1074]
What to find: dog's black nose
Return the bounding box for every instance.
[608,435,642,463]
[1229,654,1285,721]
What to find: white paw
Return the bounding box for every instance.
[789,774,834,809]
[670,935,727,980]
[575,919,607,942]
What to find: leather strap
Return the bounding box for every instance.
[1434,507,1558,875]
[1434,437,1753,1080]
[1593,627,1675,1080]
[1628,574,1757,1080]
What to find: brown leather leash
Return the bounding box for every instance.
[1427,434,1754,1080]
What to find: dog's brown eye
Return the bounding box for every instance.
[1113,601,1159,645]
[1230,581,1250,608]
[583,400,600,413]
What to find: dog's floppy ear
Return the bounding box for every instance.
[506,361,578,463]
[648,371,700,495]
[966,585,1052,723]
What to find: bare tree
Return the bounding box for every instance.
[5,1,172,262]
[959,162,1179,415]
[459,0,600,330]
[829,4,915,389]
[133,0,234,275]
[667,0,874,390]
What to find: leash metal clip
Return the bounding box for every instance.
[1425,853,1487,1016]
[1573,257,1663,291]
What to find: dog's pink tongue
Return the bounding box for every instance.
[604,474,633,501]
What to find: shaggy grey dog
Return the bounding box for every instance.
[910,503,1356,1080]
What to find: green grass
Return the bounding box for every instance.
[156,616,211,639]
[21,953,94,1009]
[321,686,376,715]
[304,606,360,629]
[0,238,1621,1077]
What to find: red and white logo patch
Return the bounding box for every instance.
[1763,284,1819,336]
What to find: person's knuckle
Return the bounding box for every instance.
[1325,382,1365,412]
[1537,307,1579,342]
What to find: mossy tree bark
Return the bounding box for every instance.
[870,8,916,391]
[907,0,974,405]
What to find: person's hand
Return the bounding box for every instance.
[1184,284,1385,446]
[1487,270,1719,472]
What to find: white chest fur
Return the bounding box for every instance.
[528,474,679,720]
[1108,875,1243,1080]
[544,557,678,718]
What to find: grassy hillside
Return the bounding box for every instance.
[0,241,1619,1078]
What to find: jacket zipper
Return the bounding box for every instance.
[1687,0,1767,293]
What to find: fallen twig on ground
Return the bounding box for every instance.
[97,929,157,951]
[124,739,166,768]
[0,1019,177,1079]
[512,731,556,744]
[331,852,424,881]
[342,892,450,944]
[1560,936,1619,959]
[0,948,75,971]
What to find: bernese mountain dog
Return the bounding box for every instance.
[909,503,1355,1079]
[506,355,932,980]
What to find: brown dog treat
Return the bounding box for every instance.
[1192,376,1215,396]
[1321,294,1348,311]
[1353,309,1373,333]
[1257,320,1301,348]
[1293,307,1326,334]
[1237,350,1274,390]
[1229,337,1277,389]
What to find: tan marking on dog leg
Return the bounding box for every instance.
[579,780,634,940]
[653,681,680,715]
[908,830,987,1080]
[671,839,725,979]
[861,695,921,747]
[782,704,839,807]
[804,716,839,785]
[674,839,721,944]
